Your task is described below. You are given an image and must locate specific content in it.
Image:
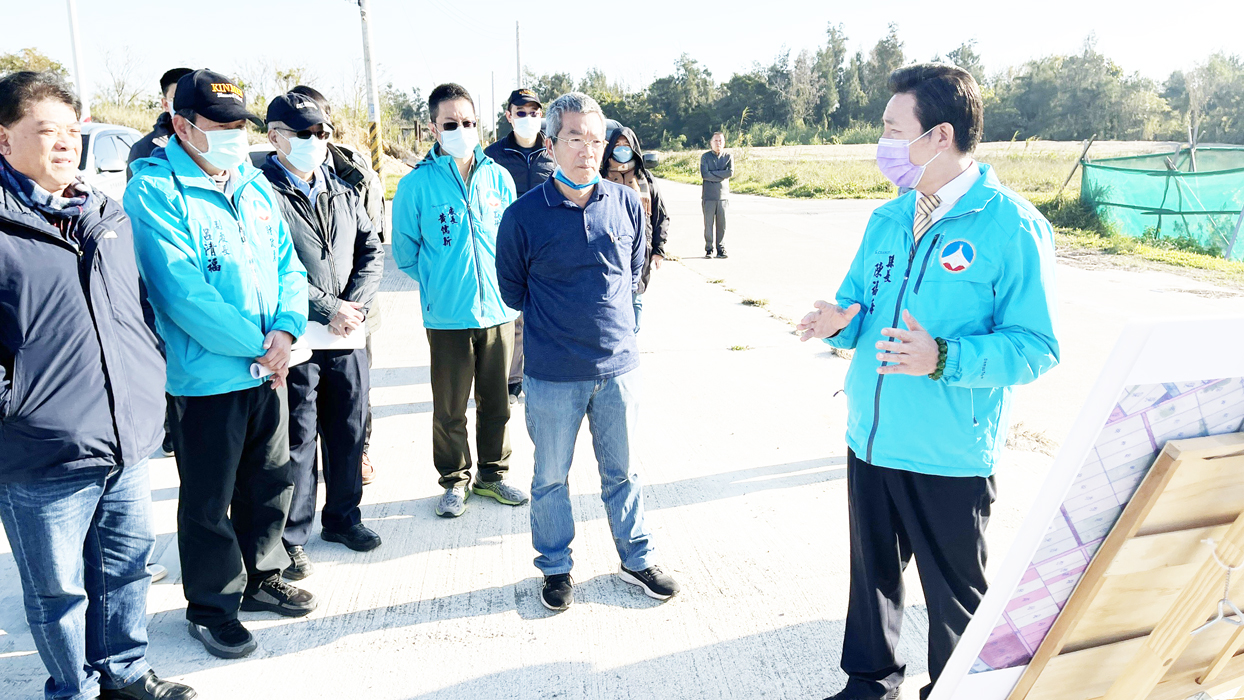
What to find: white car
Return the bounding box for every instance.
[79,122,141,200]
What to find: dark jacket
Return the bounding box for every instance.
[328,143,386,333]
[260,156,385,327]
[700,150,734,200]
[0,184,166,483]
[484,131,556,197]
[602,126,669,293]
[126,112,174,181]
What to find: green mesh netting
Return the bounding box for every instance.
[1080,147,1244,260]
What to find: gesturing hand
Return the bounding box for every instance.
[796,300,861,342]
[875,310,939,376]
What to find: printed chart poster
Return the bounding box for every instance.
[973,377,1244,672]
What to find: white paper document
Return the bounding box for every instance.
[250,347,314,380]
[301,321,366,350]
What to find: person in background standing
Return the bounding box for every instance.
[288,84,387,485]
[260,93,385,582]
[484,88,555,404]
[126,67,192,182]
[700,131,732,259]
[601,126,668,333]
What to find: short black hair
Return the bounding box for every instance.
[0,71,81,127]
[160,68,193,95]
[888,63,983,154]
[289,85,331,119]
[428,83,473,122]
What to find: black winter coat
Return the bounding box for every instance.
[483,131,556,197]
[260,158,385,326]
[601,126,670,293]
[0,185,166,482]
[126,112,174,181]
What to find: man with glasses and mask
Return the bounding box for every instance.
[496,92,680,613]
[124,69,313,661]
[796,64,1059,700]
[484,88,555,405]
[259,93,385,582]
[392,82,525,518]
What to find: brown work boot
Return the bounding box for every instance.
[361,452,376,485]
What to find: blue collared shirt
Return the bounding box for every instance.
[495,178,647,382]
[272,155,327,209]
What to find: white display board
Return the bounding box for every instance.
[930,317,1244,700]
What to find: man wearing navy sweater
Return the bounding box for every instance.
[496,92,680,612]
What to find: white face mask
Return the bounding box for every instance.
[186,122,249,171]
[280,134,329,174]
[439,126,479,159]
[512,115,542,141]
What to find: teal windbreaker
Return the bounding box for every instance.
[124,138,308,397]
[826,164,1060,477]
[391,143,519,329]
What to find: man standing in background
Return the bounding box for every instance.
[700,131,732,259]
[288,84,387,485]
[126,67,192,182]
[484,88,555,404]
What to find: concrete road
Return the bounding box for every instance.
[1,180,1238,700]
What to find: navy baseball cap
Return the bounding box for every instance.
[266,93,331,131]
[507,88,541,108]
[173,69,263,127]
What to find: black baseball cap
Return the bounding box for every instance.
[173,69,263,127]
[507,88,541,108]
[266,93,330,131]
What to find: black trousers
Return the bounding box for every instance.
[364,333,374,452]
[283,348,368,548]
[170,384,293,627]
[426,323,514,489]
[841,449,995,700]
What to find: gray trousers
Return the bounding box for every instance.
[508,313,524,386]
[702,199,728,250]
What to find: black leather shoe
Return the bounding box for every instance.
[101,670,197,700]
[823,687,901,700]
[321,523,382,552]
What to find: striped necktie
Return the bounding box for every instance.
[913,194,941,242]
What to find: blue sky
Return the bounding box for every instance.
[8,0,1243,114]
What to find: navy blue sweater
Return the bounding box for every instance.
[496,178,646,382]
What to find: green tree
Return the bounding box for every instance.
[0,48,68,79]
[947,41,986,85]
[813,23,848,126]
[862,23,905,121]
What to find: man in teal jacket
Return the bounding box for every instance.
[798,65,1060,700]
[124,70,314,662]
[392,83,525,518]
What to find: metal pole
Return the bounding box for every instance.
[516,21,521,87]
[66,0,90,121]
[1225,203,1244,261]
[358,0,383,174]
[490,71,495,143]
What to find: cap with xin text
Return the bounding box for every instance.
[173,69,263,127]
[507,88,541,108]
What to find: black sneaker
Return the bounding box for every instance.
[704,249,713,259]
[618,564,680,600]
[508,381,522,403]
[240,575,317,617]
[101,670,197,700]
[716,247,728,259]
[823,688,901,700]
[321,523,382,552]
[187,619,256,659]
[159,434,175,458]
[541,573,574,611]
[283,545,313,581]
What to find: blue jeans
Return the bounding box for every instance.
[524,369,653,575]
[0,461,154,700]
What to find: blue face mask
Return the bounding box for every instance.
[553,167,600,191]
[612,146,634,163]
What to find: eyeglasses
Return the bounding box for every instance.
[439,120,477,131]
[277,127,332,140]
[555,136,608,152]
[514,110,541,118]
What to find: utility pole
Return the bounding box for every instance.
[357,0,383,173]
[66,0,90,121]
[490,71,495,142]
[516,21,522,88]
